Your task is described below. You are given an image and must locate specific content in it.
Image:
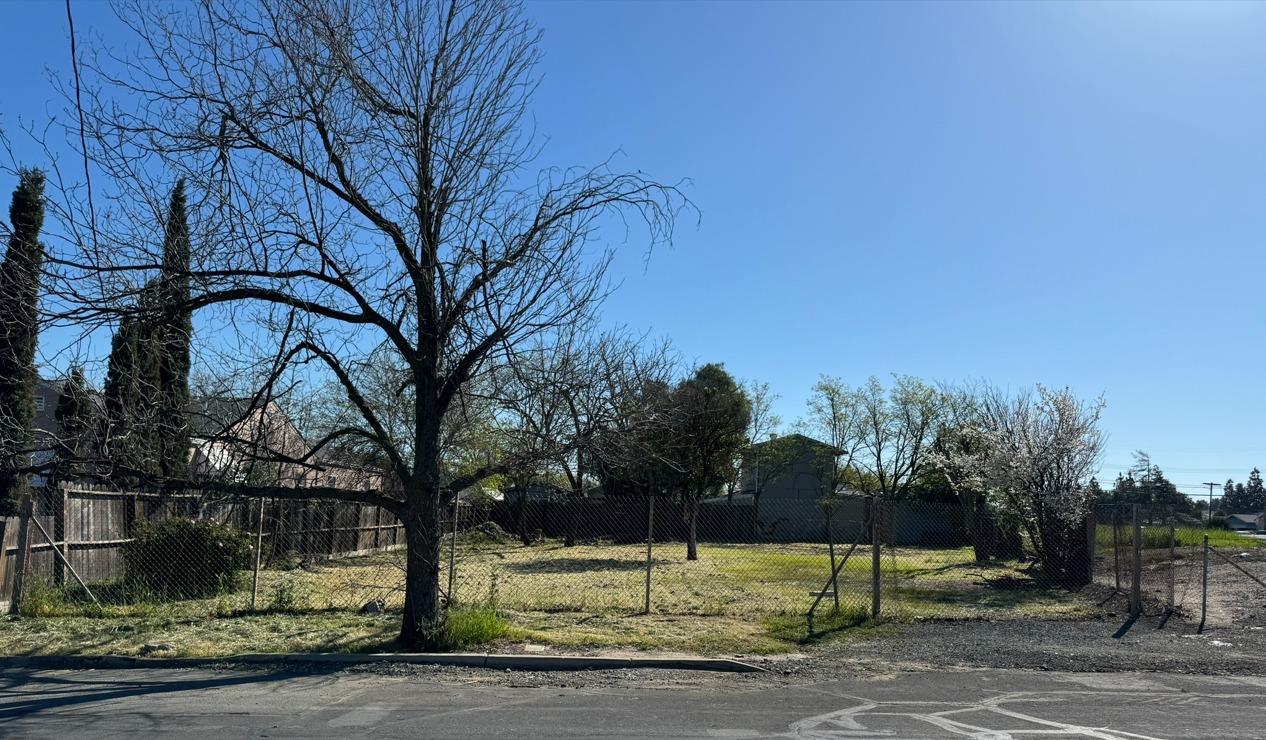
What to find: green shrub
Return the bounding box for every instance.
[122,518,253,599]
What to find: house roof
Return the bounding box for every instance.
[748,433,843,455]
[1226,513,1263,526]
[187,396,304,445]
[188,396,260,438]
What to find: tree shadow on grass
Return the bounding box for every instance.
[890,581,1081,612]
[889,560,1020,580]
[502,558,648,574]
[766,607,872,646]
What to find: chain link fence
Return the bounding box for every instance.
[1199,532,1266,630]
[1089,503,1244,630]
[6,482,1262,645]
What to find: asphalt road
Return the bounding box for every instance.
[2,665,1264,739]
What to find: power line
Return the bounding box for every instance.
[65,0,97,251]
[1202,482,1219,522]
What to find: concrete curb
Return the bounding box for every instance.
[0,652,764,673]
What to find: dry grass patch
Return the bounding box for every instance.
[0,537,1102,657]
[0,612,398,657]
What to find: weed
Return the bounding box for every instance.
[268,578,305,613]
[487,568,500,608]
[17,578,71,618]
[440,606,509,649]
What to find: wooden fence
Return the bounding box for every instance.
[0,482,403,610]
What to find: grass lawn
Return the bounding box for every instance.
[0,612,401,658]
[1094,524,1265,551]
[2,537,1099,657]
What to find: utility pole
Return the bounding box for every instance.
[1203,482,1219,523]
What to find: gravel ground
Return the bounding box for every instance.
[824,616,1266,676]
[202,608,1266,692]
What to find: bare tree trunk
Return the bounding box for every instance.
[686,498,699,561]
[516,492,533,546]
[958,490,998,562]
[400,488,444,650]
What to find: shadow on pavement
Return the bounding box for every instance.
[0,666,338,720]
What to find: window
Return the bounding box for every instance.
[34,396,45,412]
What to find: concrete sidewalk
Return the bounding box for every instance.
[3,665,1264,738]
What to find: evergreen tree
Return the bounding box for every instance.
[1140,464,1189,513]
[102,315,147,481]
[102,274,170,482]
[1224,480,1259,513]
[670,363,751,560]
[0,170,46,514]
[1111,473,1137,505]
[1248,468,1265,496]
[1245,468,1266,512]
[52,367,96,481]
[155,180,192,479]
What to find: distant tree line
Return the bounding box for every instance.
[1220,469,1265,514]
[1091,451,1194,515]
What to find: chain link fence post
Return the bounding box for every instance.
[1199,533,1209,633]
[1113,506,1122,593]
[644,495,655,615]
[1167,508,1176,615]
[871,496,881,621]
[1130,503,1142,618]
[250,498,265,611]
[447,495,458,605]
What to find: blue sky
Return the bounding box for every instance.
[3,1,1265,494]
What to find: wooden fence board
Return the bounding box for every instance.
[0,484,403,601]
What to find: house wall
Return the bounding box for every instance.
[747,442,836,541]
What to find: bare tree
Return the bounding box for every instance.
[803,376,866,496]
[852,376,944,501]
[41,0,687,647]
[498,326,677,545]
[744,381,781,449]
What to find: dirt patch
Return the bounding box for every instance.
[1201,547,1266,627]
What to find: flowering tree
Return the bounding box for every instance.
[933,385,1104,587]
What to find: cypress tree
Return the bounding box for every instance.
[104,280,174,483]
[100,181,194,485]
[0,170,46,514]
[156,180,192,479]
[52,366,95,482]
[102,314,145,482]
